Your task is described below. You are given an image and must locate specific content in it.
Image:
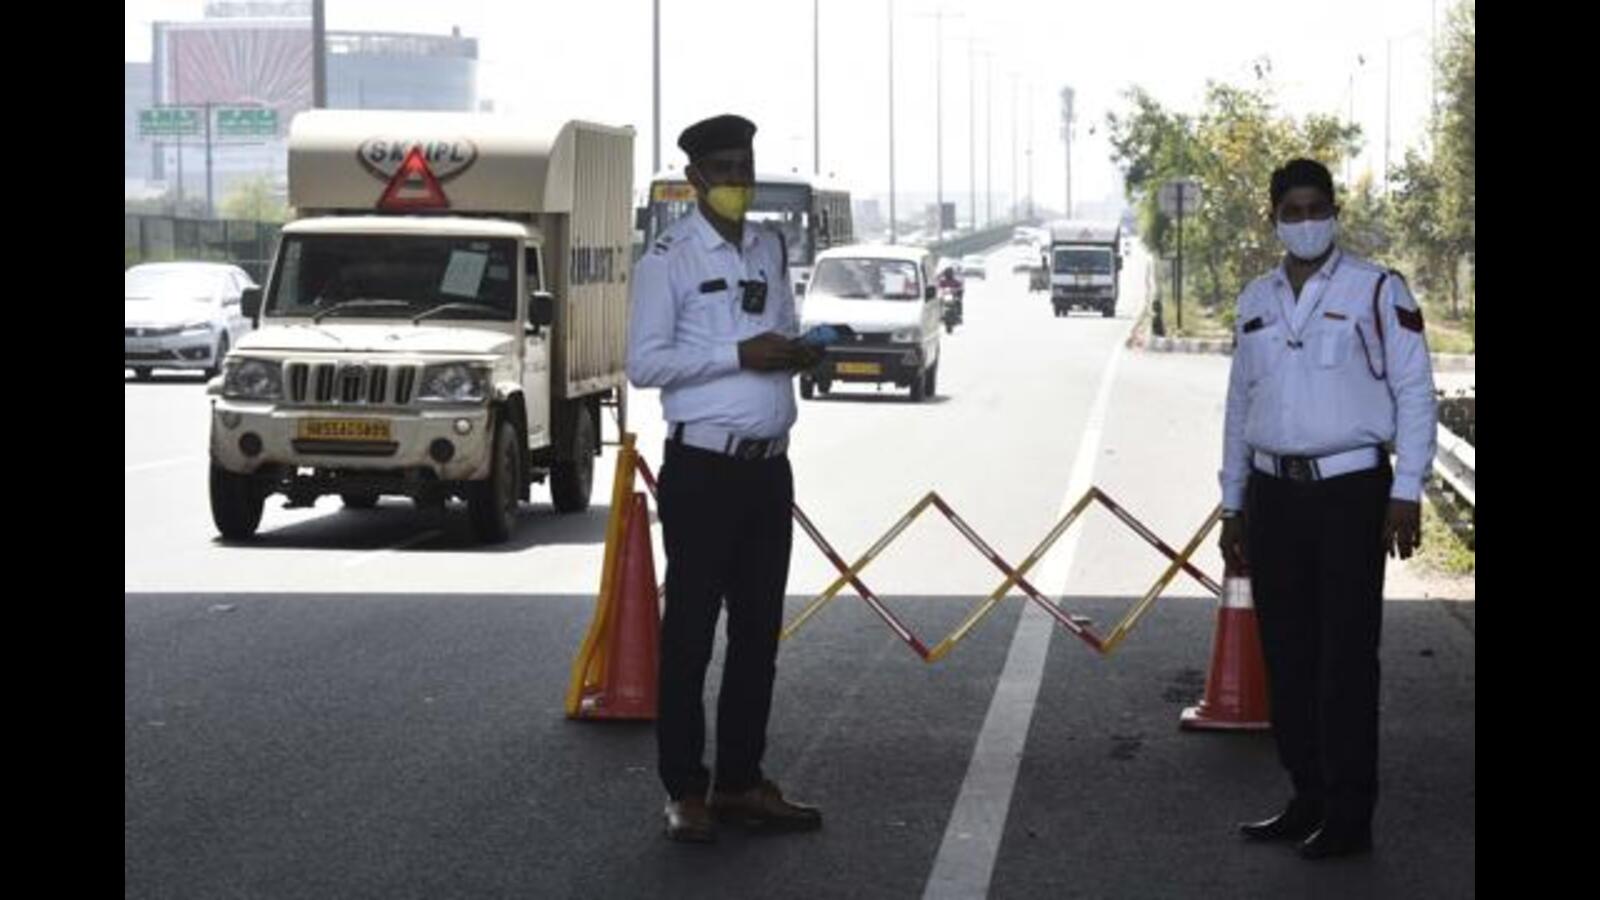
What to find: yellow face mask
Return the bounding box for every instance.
[703,185,754,222]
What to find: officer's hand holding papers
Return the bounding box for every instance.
[738,332,824,372]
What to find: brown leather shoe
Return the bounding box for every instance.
[663,795,717,843]
[709,780,822,832]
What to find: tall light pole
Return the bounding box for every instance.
[888,0,897,243]
[985,52,993,227]
[653,0,661,174]
[1059,85,1075,219]
[936,9,944,239]
[312,0,326,109]
[968,35,977,232]
[1026,80,1034,220]
[916,7,960,241]
[1010,72,1018,223]
[814,0,820,174]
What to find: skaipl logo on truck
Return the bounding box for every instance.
[356,138,479,182]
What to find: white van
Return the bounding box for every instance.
[797,245,942,402]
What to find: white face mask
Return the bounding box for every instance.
[1276,218,1338,261]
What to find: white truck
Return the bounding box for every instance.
[207,111,634,543]
[1047,220,1123,318]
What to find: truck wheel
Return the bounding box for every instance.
[469,419,521,543]
[341,492,379,510]
[800,375,815,400]
[210,463,264,540]
[1102,303,1115,318]
[133,367,153,381]
[817,378,832,396]
[926,362,939,398]
[550,402,596,514]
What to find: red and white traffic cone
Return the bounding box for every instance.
[1181,569,1271,731]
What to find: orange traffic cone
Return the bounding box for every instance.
[576,491,661,720]
[1181,569,1271,731]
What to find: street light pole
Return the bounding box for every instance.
[936,9,944,240]
[1010,72,1018,223]
[888,0,897,244]
[985,53,992,227]
[653,0,661,175]
[814,0,820,175]
[968,35,976,232]
[1026,80,1034,220]
[1060,85,1074,219]
[312,0,326,109]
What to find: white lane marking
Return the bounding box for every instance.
[125,456,206,475]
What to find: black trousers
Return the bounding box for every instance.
[655,440,794,800]
[1246,463,1391,828]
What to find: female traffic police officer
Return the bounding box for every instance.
[626,114,825,843]
[1218,158,1437,860]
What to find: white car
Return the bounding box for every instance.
[126,262,256,380]
[960,255,987,280]
[798,245,943,402]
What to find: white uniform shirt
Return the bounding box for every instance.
[1220,248,1438,509]
[626,207,800,439]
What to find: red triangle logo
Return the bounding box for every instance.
[377,146,449,210]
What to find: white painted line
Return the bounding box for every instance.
[125,456,206,475]
[922,338,1126,900]
[341,529,443,569]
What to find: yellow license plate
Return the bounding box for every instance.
[298,419,392,441]
[837,361,882,376]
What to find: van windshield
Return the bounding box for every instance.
[809,258,921,301]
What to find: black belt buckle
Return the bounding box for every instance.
[734,439,769,460]
[1278,456,1319,482]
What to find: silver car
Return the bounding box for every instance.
[125,262,256,380]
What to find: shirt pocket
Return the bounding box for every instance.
[683,287,736,336]
[1238,313,1285,384]
[1314,320,1352,368]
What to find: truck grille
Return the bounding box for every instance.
[285,361,420,407]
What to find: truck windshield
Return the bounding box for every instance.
[809,258,922,301]
[1053,248,1113,275]
[267,234,519,321]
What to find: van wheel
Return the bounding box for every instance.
[910,368,928,402]
[925,363,938,398]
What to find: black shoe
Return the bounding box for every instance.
[709,780,822,832]
[1298,824,1373,860]
[1238,800,1323,843]
[663,796,717,843]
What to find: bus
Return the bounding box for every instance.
[640,171,853,293]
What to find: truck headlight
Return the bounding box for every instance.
[222,358,283,400]
[419,363,491,403]
[891,329,920,343]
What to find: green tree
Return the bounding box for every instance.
[220,175,290,223]
[1107,75,1360,324]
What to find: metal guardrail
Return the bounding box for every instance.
[926,223,1027,259]
[1433,424,1475,507]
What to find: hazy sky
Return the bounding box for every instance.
[127,0,1447,214]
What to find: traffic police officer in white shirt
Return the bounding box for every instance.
[627,114,825,844]
[1219,158,1436,860]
